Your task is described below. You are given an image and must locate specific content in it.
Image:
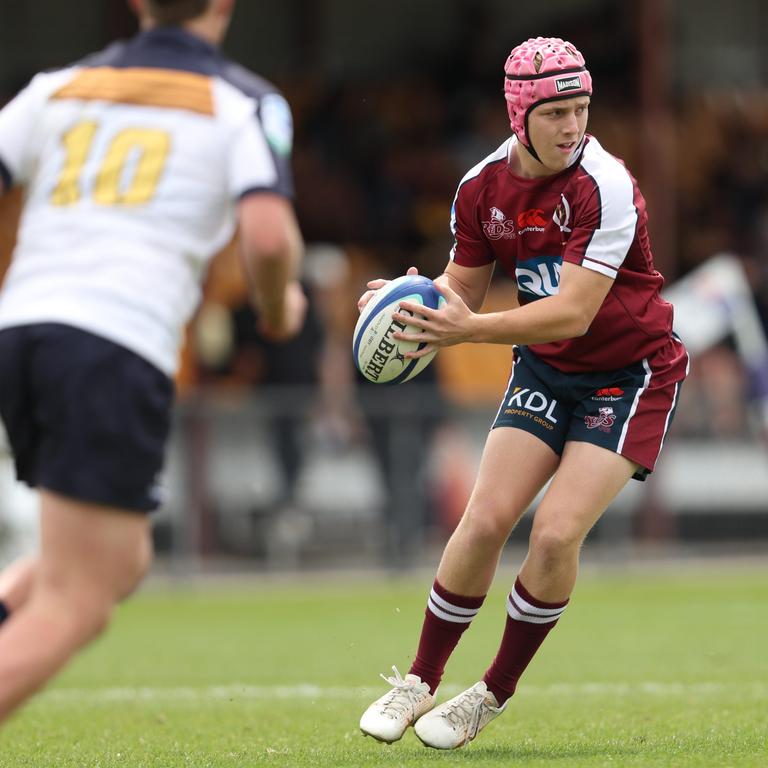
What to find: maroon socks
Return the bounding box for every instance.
[409,580,486,694]
[483,577,568,705]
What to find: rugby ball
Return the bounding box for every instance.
[353,275,445,384]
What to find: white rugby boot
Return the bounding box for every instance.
[359,666,435,743]
[414,680,507,749]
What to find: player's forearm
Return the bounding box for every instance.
[249,257,290,325]
[470,295,593,346]
[434,271,487,313]
[244,222,303,326]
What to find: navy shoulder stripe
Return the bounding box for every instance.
[76,29,282,101]
[77,40,130,69]
[217,59,280,102]
[76,28,220,76]
[0,157,13,189]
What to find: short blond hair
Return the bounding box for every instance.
[146,0,210,25]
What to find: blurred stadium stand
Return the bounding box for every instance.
[2,0,768,567]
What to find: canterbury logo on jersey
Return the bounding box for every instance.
[516,256,562,299]
[517,208,547,234]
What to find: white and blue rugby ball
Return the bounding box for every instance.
[353,275,446,384]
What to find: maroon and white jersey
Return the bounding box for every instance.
[450,134,676,373]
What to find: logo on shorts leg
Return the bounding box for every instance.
[502,386,559,430]
[592,387,624,402]
[584,406,616,433]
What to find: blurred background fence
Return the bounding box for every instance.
[1,0,768,568]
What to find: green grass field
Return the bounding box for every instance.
[1,564,766,767]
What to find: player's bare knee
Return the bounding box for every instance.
[529,524,583,563]
[113,538,153,602]
[64,535,151,605]
[80,599,115,642]
[122,548,152,600]
[460,505,515,549]
[31,578,115,645]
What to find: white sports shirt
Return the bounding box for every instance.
[0,28,294,376]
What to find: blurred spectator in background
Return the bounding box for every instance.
[197,242,449,564]
[195,245,349,549]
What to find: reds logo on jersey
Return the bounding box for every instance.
[584,406,616,433]
[482,206,516,240]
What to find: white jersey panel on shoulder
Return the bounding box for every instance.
[578,138,638,279]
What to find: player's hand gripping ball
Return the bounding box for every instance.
[353,275,446,384]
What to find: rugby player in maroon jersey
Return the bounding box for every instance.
[359,37,688,749]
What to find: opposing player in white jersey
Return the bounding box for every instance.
[359,37,688,749]
[0,0,305,724]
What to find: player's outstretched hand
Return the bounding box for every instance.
[357,266,419,313]
[259,280,308,341]
[393,281,474,358]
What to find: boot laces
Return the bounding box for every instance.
[377,666,430,718]
[442,685,497,739]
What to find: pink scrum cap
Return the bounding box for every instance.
[504,37,592,157]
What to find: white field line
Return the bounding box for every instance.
[40,681,768,705]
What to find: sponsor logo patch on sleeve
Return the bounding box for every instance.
[260,93,293,156]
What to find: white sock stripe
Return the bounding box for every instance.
[511,585,567,617]
[506,595,564,624]
[507,593,565,624]
[428,589,480,617]
[428,600,475,623]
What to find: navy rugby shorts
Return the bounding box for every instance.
[0,323,174,512]
[492,341,688,480]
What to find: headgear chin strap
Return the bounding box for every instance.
[504,37,592,163]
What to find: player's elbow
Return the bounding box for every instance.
[573,310,595,337]
[560,304,595,339]
[238,193,303,272]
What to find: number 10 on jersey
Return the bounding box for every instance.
[51,120,170,207]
